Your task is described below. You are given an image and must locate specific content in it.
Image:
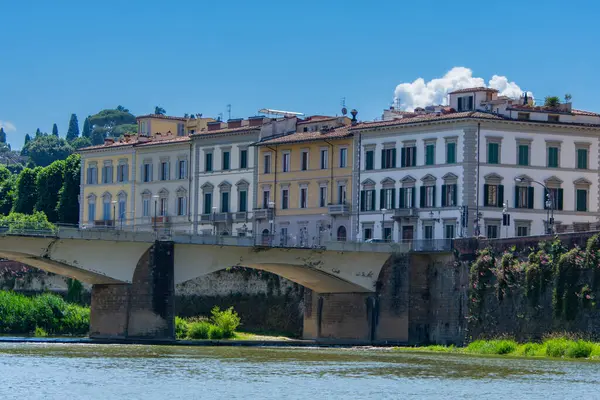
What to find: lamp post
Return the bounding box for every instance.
[152,194,159,232]
[515,177,554,234]
[381,208,387,241]
[268,201,275,246]
[111,200,117,229]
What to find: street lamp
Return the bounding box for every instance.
[152,194,159,232]
[268,201,275,245]
[381,208,387,241]
[111,200,117,229]
[515,177,554,234]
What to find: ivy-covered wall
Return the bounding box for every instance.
[466,233,600,341]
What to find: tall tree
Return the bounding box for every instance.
[66,114,80,142]
[27,135,73,167]
[81,117,91,138]
[35,128,42,138]
[57,154,80,224]
[154,106,166,115]
[21,134,32,156]
[70,136,92,150]
[52,123,59,137]
[0,127,6,143]
[116,105,129,113]
[35,160,65,222]
[0,171,16,215]
[13,167,39,214]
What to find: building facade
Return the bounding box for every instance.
[351,88,600,243]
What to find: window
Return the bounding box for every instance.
[118,199,126,221]
[457,95,473,111]
[102,165,113,184]
[363,227,373,241]
[577,148,588,169]
[548,147,559,168]
[441,184,457,207]
[238,190,247,212]
[205,153,213,172]
[517,112,530,120]
[300,187,308,208]
[103,199,111,221]
[545,188,563,211]
[517,225,529,237]
[337,184,346,204]
[401,146,416,167]
[483,184,504,207]
[140,121,148,136]
[399,187,415,208]
[203,192,213,215]
[339,148,347,168]
[548,114,560,122]
[221,191,230,213]
[282,152,290,172]
[177,160,187,179]
[281,188,289,209]
[446,142,456,164]
[240,149,248,169]
[444,224,455,239]
[87,201,95,221]
[320,149,328,169]
[142,197,150,217]
[143,163,152,182]
[488,143,499,164]
[222,151,230,170]
[319,186,327,207]
[160,161,169,181]
[383,227,392,241]
[87,166,98,184]
[518,145,529,166]
[515,186,534,209]
[263,154,271,174]
[365,150,374,170]
[576,189,588,212]
[381,148,396,169]
[262,190,270,208]
[177,123,185,136]
[425,144,435,165]
[487,225,499,239]
[116,164,128,183]
[301,151,309,171]
[177,196,187,216]
[159,198,167,216]
[420,186,435,208]
[424,225,434,240]
[360,189,376,211]
[380,188,395,209]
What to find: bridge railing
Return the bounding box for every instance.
[324,239,454,253]
[0,223,58,237]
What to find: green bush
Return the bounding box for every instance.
[515,342,544,357]
[208,324,225,340]
[175,317,189,339]
[211,306,240,338]
[187,321,211,339]
[34,326,48,337]
[466,339,517,355]
[565,340,594,358]
[545,338,569,358]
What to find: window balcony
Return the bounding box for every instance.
[94,220,114,227]
[214,212,232,223]
[253,208,273,220]
[151,216,169,224]
[328,203,351,216]
[393,208,418,218]
[233,212,249,222]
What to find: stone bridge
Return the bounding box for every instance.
[0,228,455,344]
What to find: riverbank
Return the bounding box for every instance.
[396,338,600,360]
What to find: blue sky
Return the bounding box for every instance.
[2,0,599,149]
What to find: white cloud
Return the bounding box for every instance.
[393,67,532,111]
[0,120,16,132]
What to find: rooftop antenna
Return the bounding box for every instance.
[217,113,223,122]
[341,97,347,116]
[227,104,232,120]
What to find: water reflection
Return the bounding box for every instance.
[0,344,599,400]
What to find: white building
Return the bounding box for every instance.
[352,88,600,243]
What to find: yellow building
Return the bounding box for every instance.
[255,119,353,247]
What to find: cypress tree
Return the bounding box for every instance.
[66,114,80,142]
[0,127,6,143]
[52,123,59,137]
[81,117,91,138]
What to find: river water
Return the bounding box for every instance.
[0,343,598,399]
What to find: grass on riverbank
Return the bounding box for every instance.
[176,306,242,340]
[0,291,89,336]
[397,337,600,360]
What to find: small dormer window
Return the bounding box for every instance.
[303,127,308,132]
[518,112,530,120]
[457,95,474,111]
[548,114,559,122]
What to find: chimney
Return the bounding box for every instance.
[227,118,243,129]
[248,116,265,127]
[104,137,114,145]
[350,109,358,126]
[207,121,222,131]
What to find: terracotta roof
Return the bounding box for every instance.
[135,136,190,147]
[350,111,507,130]
[508,104,600,117]
[191,125,261,137]
[257,126,351,145]
[136,114,187,121]
[78,141,134,151]
[571,109,600,117]
[297,116,339,125]
[448,87,499,94]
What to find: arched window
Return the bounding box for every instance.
[337,226,347,241]
[262,228,270,246]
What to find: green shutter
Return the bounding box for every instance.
[420,186,425,208]
[441,184,447,207]
[577,149,588,169]
[483,184,489,206]
[398,188,405,208]
[488,143,498,164]
[360,191,366,211]
[498,185,504,208]
[432,186,436,207]
[392,148,397,168]
[391,189,396,209]
[527,186,534,209]
[447,142,456,164]
[548,147,558,168]
[380,189,385,209]
[381,149,386,169]
[412,188,416,208]
[514,186,520,208]
[518,145,529,166]
[577,189,587,211]
[401,148,406,167]
[426,145,434,165]
[371,190,376,211]
[453,184,458,206]
[558,188,564,210]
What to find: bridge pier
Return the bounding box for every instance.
[89,241,175,341]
